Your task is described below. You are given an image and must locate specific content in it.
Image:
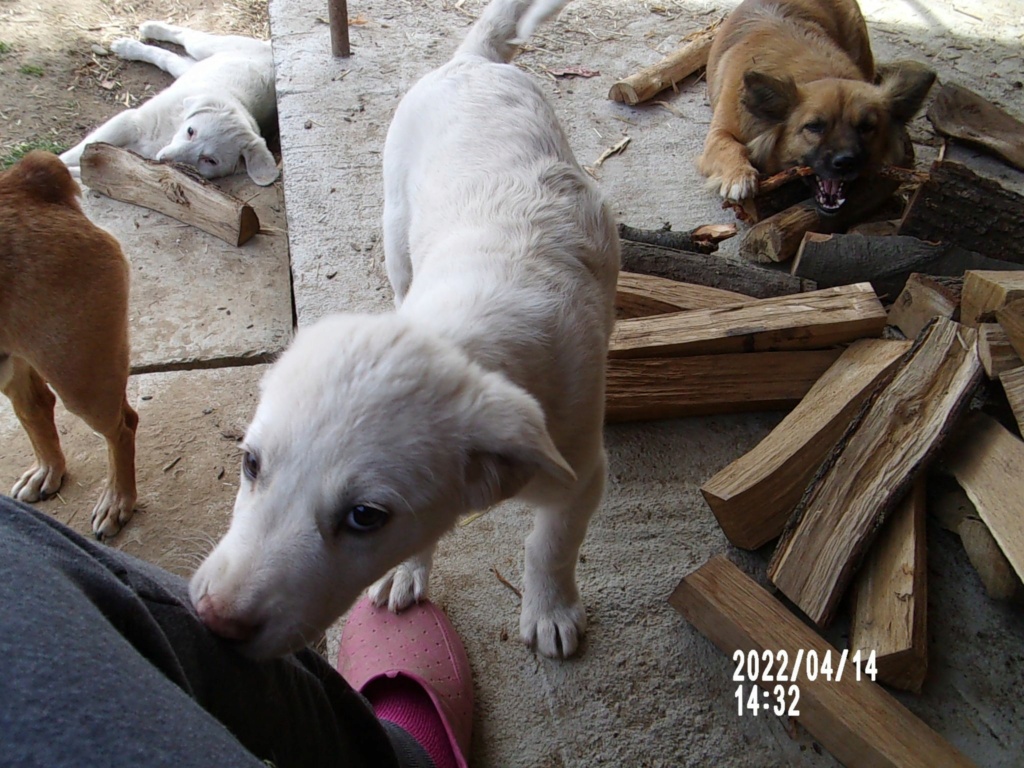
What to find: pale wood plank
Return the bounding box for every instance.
[961,271,1024,326]
[615,272,749,319]
[977,324,1022,379]
[999,366,1024,435]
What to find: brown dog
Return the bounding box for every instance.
[0,151,137,539]
[698,0,935,213]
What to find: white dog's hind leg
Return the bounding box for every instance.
[367,547,435,612]
[59,110,143,167]
[110,38,196,78]
[140,20,269,60]
[520,450,606,659]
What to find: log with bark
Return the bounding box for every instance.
[701,339,911,550]
[617,222,736,255]
[669,556,975,768]
[927,83,1024,173]
[620,241,815,299]
[80,143,261,246]
[609,283,886,359]
[767,317,983,626]
[790,234,1020,301]
[607,22,719,105]
[887,274,962,340]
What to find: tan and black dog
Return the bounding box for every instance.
[0,151,137,539]
[698,0,935,213]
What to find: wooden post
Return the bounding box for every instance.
[329,0,351,57]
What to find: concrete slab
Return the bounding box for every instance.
[268,0,1024,765]
[0,365,264,575]
[80,176,293,373]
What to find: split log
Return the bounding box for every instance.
[701,339,911,550]
[605,349,841,422]
[768,318,983,626]
[887,274,962,340]
[961,271,1024,326]
[619,241,815,299]
[850,478,928,693]
[609,283,886,359]
[791,233,1020,302]
[80,143,260,246]
[927,83,1024,172]
[958,516,1022,601]
[999,366,1024,435]
[977,324,1022,378]
[607,22,718,105]
[615,272,749,319]
[995,298,1024,359]
[898,160,1024,263]
[669,556,975,768]
[944,412,1024,582]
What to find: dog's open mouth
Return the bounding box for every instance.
[814,178,847,213]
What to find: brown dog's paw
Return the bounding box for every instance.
[714,166,759,201]
[12,463,65,503]
[91,486,136,540]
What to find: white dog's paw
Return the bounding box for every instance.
[520,593,587,659]
[90,485,136,541]
[368,562,431,612]
[110,38,146,61]
[12,463,65,503]
[717,166,759,201]
[138,21,174,40]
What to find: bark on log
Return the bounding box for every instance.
[927,83,1024,172]
[607,23,718,105]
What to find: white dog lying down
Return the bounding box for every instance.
[189,0,619,660]
[60,21,279,186]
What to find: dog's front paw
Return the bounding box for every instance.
[138,20,173,40]
[520,593,587,659]
[110,38,146,61]
[11,463,65,503]
[716,166,759,201]
[91,485,135,540]
[368,562,430,612]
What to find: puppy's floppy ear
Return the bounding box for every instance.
[242,136,280,186]
[877,60,936,124]
[742,71,798,124]
[463,371,576,509]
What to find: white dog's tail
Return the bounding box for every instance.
[457,0,569,62]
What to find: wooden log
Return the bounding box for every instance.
[888,274,962,339]
[619,241,815,299]
[850,478,928,693]
[768,318,983,626]
[605,349,841,422]
[80,143,260,246]
[792,233,1020,302]
[669,556,975,768]
[607,23,718,105]
[944,412,1024,582]
[961,271,1024,326]
[615,272,749,319]
[898,160,1024,263]
[739,201,821,264]
[999,365,1024,435]
[977,324,1022,378]
[927,83,1024,172]
[701,339,911,550]
[609,283,886,359]
[958,516,1022,601]
[328,0,351,57]
[618,222,721,255]
[995,298,1024,360]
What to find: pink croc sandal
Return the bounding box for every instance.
[338,597,473,768]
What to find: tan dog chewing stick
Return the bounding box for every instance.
[699,0,935,213]
[0,152,138,539]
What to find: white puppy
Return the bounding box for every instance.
[189,0,619,660]
[60,21,278,186]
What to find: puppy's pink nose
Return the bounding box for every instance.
[196,594,259,642]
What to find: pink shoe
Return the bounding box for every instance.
[338,597,473,767]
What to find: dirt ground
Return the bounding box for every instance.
[0,0,268,165]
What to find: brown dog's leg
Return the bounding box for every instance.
[698,123,760,200]
[3,356,68,502]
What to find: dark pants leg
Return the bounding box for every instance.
[0,496,431,768]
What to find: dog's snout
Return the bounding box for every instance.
[196,593,260,642]
[829,151,862,174]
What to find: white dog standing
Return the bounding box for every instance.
[189,0,619,660]
[60,22,279,185]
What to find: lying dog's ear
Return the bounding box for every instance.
[878,60,936,124]
[242,137,280,186]
[464,371,576,508]
[742,71,799,124]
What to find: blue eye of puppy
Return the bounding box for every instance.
[803,120,826,134]
[344,505,389,533]
[187,126,195,138]
[242,450,260,480]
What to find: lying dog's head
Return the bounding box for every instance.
[157,95,279,186]
[189,313,573,658]
[743,61,935,214]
